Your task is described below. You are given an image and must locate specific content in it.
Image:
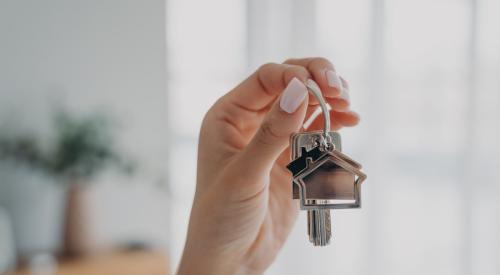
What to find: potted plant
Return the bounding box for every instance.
[0,109,134,257]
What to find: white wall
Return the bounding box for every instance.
[0,0,170,257]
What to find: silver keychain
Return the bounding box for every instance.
[287,80,366,246]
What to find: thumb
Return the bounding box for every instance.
[235,77,309,178]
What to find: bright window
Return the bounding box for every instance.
[166,1,500,274]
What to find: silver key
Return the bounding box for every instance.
[308,207,331,246]
[289,131,340,246]
[287,81,366,246]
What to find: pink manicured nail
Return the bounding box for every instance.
[339,88,350,101]
[326,70,342,91]
[280,78,308,113]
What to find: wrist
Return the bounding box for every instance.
[177,247,263,275]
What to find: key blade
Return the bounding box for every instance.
[307,209,331,246]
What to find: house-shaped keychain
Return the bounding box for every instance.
[286,80,367,245]
[287,143,366,210]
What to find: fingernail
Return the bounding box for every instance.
[280,78,308,113]
[339,88,350,101]
[326,70,342,91]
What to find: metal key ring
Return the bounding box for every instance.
[305,80,333,149]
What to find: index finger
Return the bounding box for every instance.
[225,63,311,112]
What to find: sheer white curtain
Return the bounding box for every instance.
[166,0,500,274]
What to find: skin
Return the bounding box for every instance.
[177,57,360,275]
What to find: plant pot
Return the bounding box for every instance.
[63,183,101,257]
[0,206,16,272]
[0,163,66,259]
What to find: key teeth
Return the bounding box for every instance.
[308,209,332,246]
[311,231,331,246]
[312,239,330,246]
[310,234,331,246]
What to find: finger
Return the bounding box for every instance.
[305,109,360,131]
[307,75,351,110]
[225,63,311,112]
[229,78,309,190]
[284,57,342,98]
[338,110,360,126]
[308,96,350,111]
[337,76,350,107]
[340,76,349,89]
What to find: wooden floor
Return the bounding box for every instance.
[14,250,169,275]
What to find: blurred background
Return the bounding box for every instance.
[1,0,500,274]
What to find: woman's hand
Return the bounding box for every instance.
[177,57,360,275]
